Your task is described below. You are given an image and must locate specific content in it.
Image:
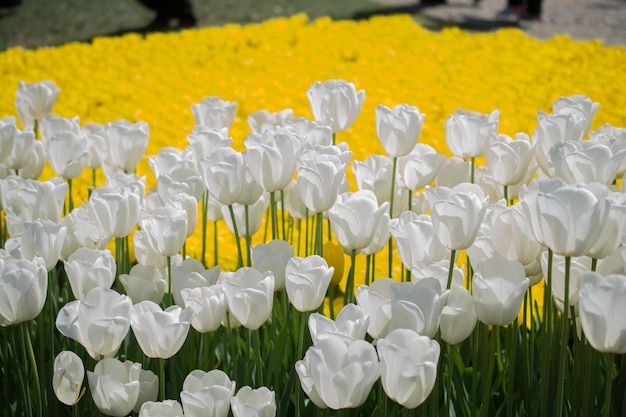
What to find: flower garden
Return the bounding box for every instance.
[1,12,626,417]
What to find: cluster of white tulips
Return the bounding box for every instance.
[1,78,626,417]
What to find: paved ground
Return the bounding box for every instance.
[371,0,626,47]
[0,0,624,50]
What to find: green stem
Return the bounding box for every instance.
[365,254,371,286]
[67,178,73,213]
[582,337,597,416]
[245,205,252,267]
[315,212,324,256]
[471,325,480,414]
[270,191,278,240]
[555,256,572,417]
[503,185,508,205]
[228,205,244,268]
[21,322,41,417]
[305,208,309,257]
[388,156,398,278]
[270,301,280,390]
[159,358,166,400]
[124,235,130,275]
[327,215,332,242]
[602,353,615,417]
[371,253,376,284]
[496,327,504,377]
[226,312,236,378]
[540,249,553,417]
[621,363,626,417]
[387,236,394,280]
[15,326,33,417]
[253,329,264,386]
[470,157,475,184]
[280,189,286,240]
[446,250,456,290]
[466,257,473,293]
[344,249,357,305]
[481,323,496,417]
[446,344,454,416]
[591,257,598,272]
[328,285,336,319]
[507,319,519,416]
[167,256,173,307]
[263,205,270,242]
[523,290,532,408]
[201,191,208,266]
[115,237,124,293]
[296,311,309,417]
[213,220,219,266]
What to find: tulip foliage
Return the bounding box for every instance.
[2,65,626,417]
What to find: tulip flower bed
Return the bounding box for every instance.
[2,13,626,417]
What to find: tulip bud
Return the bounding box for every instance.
[138,400,184,417]
[398,143,446,191]
[191,96,237,131]
[440,286,478,344]
[231,386,276,417]
[328,190,389,252]
[578,272,626,353]
[445,108,499,159]
[472,256,529,326]
[251,239,294,291]
[180,369,236,417]
[56,287,132,359]
[141,206,188,257]
[64,248,116,300]
[295,336,379,409]
[120,264,167,304]
[181,285,226,333]
[52,350,85,406]
[0,257,47,326]
[376,103,424,157]
[307,79,365,133]
[130,301,194,359]
[87,358,141,417]
[285,255,334,312]
[377,329,440,408]
[15,80,60,129]
[103,120,149,174]
[308,303,369,346]
[222,267,274,330]
[45,131,89,180]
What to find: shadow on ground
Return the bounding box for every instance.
[352,3,520,32]
[0,0,523,51]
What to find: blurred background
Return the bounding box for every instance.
[0,0,438,50]
[0,0,624,51]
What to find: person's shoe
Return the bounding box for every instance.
[0,0,21,7]
[519,11,542,21]
[173,14,197,29]
[144,13,196,32]
[497,5,525,16]
[420,0,446,6]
